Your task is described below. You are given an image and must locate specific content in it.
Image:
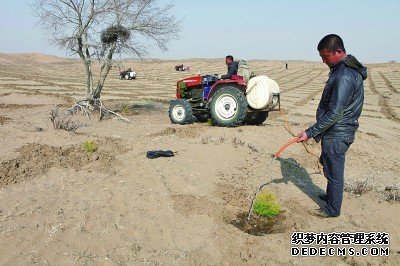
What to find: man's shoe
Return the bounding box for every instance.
[318,194,327,201]
[308,208,335,218]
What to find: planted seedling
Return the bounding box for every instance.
[231,138,300,235]
[83,140,97,153]
[231,189,285,236]
[252,190,281,218]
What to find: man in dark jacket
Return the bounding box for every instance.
[220,55,238,79]
[297,34,367,218]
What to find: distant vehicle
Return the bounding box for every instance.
[117,68,136,80]
[175,64,190,71]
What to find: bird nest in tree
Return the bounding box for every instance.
[101,25,130,44]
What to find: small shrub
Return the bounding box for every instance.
[83,140,97,153]
[116,106,138,116]
[253,190,281,218]
[120,106,130,115]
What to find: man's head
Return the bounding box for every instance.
[225,55,233,65]
[317,34,347,67]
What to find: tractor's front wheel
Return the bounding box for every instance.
[169,99,193,125]
[210,86,247,127]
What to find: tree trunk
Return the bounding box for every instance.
[92,43,117,100]
[76,35,94,101]
[85,59,94,100]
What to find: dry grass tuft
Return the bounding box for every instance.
[247,143,259,153]
[50,108,83,132]
[232,137,245,147]
[0,115,11,125]
[200,135,211,144]
[201,135,260,153]
[384,185,399,202]
[344,180,373,195]
[116,105,139,116]
[200,135,226,145]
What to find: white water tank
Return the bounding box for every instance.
[246,75,280,110]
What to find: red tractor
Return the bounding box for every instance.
[117,68,136,80]
[168,74,281,127]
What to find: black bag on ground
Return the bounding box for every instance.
[146,150,174,159]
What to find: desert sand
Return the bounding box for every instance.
[0,53,399,264]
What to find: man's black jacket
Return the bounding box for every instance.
[221,61,238,79]
[306,55,367,142]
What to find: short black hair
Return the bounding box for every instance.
[317,34,346,52]
[225,55,233,61]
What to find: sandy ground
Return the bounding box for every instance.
[0,53,399,265]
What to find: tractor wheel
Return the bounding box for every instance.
[125,74,129,80]
[210,86,247,127]
[244,112,269,125]
[169,99,193,125]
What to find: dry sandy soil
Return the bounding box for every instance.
[0,53,399,265]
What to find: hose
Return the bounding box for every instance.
[247,137,300,221]
[273,137,299,159]
[279,108,323,172]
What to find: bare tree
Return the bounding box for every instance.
[32,0,181,120]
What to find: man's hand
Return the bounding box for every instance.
[297,131,309,142]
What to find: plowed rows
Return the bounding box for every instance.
[0,57,399,125]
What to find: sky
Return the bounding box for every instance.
[0,0,399,63]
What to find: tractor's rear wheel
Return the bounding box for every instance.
[244,111,269,125]
[169,99,193,125]
[210,86,247,127]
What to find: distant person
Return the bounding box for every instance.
[285,62,288,69]
[297,34,367,218]
[220,55,238,79]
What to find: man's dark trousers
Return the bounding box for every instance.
[320,136,353,216]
